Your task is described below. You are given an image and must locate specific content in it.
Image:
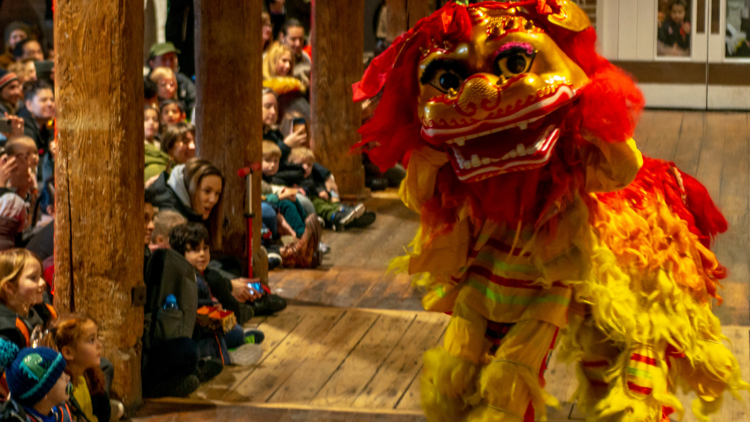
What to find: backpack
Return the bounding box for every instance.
[142,249,198,352]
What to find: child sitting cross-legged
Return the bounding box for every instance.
[169,223,265,365]
[0,341,75,422]
[288,147,375,231]
[261,141,309,239]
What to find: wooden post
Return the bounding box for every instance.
[54,0,144,412]
[311,0,367,197]
[194,1,262,261]
[386,0,436,42]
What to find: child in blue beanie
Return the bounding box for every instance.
[0,340,73,422]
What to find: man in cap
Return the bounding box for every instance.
[0,69,22,115]
[147,42,196,112]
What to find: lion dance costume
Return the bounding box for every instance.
[353,1,749,421]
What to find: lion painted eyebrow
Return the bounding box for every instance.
[495,41,534,56]
[419,59,470,85]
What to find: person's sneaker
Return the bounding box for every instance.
[171,374,200,397]
[243,329,265,344]
[251,293,287,317]
[350,211,376,229]
[110,399,125,420]
[229,344,263,366]
[267,252,282,270]
[143,374,200,398]
[237,303,255,325]
[196,358,224,383]
[318,242,330,255]
[330,204,365,231]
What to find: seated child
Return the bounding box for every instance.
[168,224,264,360]
[0,249,54,353]
[160,99,186,126]
[149,67,178,104]
[657,0,691,54]
[150,209,187,251]
[288,147,376,231]
[42,316,120,422]
[261,141,308,238]
[0,342,75,422]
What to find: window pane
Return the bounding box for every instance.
[726,0,750,57]
[657,0,692,57]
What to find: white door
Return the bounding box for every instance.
[598,0,750,110]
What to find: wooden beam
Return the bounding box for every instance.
[386,0,435,42]
[54,0,145,411]
[194,0,262,261]
[311,0,367,196]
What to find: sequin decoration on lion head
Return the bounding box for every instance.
[354,0,643,186]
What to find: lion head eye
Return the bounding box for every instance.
[420,59,469,94]
[494,47,536,78]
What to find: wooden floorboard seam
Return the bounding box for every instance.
[351,314,420,406]
[308,313,384,405]
[265,309,350,403]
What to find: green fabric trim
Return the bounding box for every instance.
[627,367,653,380]
[467,279,570,307]
[473,252,537,274]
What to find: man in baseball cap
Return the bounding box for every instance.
[147,42,195,112]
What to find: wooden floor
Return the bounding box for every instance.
[135,110,750,421]
[134,306,750,422]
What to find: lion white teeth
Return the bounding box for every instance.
[471,155,481,168]
[455,137,466,146]
[482,157,491,165]
[518,121,528,130]
[516,144,527,157]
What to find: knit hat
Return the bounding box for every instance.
[0,340,67,407]
[4,22,30,45]
[0,69,19,91]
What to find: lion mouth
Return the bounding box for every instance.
[445,104,569,182]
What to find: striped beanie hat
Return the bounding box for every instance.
[0,69,18,91]
[0,340,67,407]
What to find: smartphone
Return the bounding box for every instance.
[292,117,306,126]
[247,282,262,292]
[0,118,12,134]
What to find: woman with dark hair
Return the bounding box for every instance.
[146,158,312,316]
[146,158,225,250]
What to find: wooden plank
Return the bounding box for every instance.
[312,312,419,407]
[395,320,452,412]
[198,307,307,401]
[647,111,684,161]
[695,113,727,201]
[223,308,344,402]
[632,110,661,155]
[718,114,749,220]
[268,310,380,404]
[352,312,449,409]
[672,112,706,176]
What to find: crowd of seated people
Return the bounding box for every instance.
[0,0,407,413]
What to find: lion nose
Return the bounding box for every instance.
[456,74,502,117]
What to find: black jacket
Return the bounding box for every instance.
[0,302,54,352]
[145,172,203,224]
[17,108,53,155]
